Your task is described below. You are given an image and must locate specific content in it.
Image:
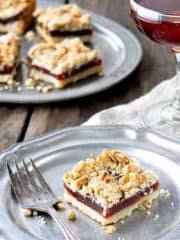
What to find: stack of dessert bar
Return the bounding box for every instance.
[0,2,103,89]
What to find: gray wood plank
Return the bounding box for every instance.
[0,106,29,150]
[25,104,80,139]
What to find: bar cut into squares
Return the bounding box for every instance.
[27,38,103,88]
[0,32,21,84]
[33,4,93,43]
[63,149,159,226]
[0,0,36,35]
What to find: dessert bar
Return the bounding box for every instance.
[27,38,103,88]
[64,149,159,225]
[33,4,93,43]
[0,0,36,35]
[0,33,21,84]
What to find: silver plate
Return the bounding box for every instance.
[0,125,180,240]
[0,0,142,103]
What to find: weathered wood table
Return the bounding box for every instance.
[0,0,175,150]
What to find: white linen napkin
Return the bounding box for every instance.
[83,77,177,126]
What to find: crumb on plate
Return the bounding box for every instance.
[58,196,64,203]
[66,210,76,221]
[25,31,39,42]
[56,202,65,211]
[33,211,38,216]
[42,85,54,93]
[153,214,160,221]
[103,225,117,235]
[159,189,171,199]
[38,215,47,224]
[25,78,35,87]
[22,208,32,217]
[36,85,43,93]
[138,200,152,211]
[146,210,152,216]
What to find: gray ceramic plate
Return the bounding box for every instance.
[0,0,142,103]
[0,125,180,240]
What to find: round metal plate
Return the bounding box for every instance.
[0,0,142,103]
[0,125,180,240]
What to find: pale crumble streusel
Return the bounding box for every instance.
[33,4,92,32]
[64,149,159,208]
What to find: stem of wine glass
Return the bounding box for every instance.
[172,49,180,113]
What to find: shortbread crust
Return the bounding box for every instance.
[65,189,159,225]
[35,24,92,44]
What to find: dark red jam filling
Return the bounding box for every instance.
[0,11,24,24]
[27,57,102,81]
[0,65,13,74]
[50,29,93,37]
[37,23,93,37]
[64,182,159,218]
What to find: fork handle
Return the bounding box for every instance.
[47,207,80,240]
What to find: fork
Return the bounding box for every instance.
[7,158,80,240]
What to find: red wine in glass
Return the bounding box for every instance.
[131,0,180,46]
[130,0,180,138]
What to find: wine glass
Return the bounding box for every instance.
[130,0,180,138]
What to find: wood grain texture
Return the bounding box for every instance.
[25,0,175,140]
[25,103,80,139]
[0,106,28,150]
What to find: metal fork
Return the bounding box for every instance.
[7,158,80,240]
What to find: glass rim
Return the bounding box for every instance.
[130,0,180,21]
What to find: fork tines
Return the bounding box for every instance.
[7,158,56,209]
[7,157,80,240]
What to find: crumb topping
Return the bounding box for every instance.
[64,149,159,208]
[0,0,35,19]
[0,33,20,70]
[28,38,100,75]
[34,4,92,31]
